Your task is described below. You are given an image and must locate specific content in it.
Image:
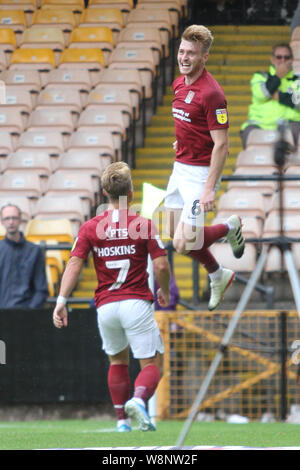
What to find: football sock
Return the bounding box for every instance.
[108,364,131,420]
[133,364,161,403]
[202,224,229,248]
[188,224,228,273]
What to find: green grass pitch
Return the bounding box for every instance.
[0,419,300,449]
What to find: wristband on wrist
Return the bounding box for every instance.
[56,295,67,305]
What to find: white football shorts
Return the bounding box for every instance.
[164,161,221,225]
[96,298,164,359]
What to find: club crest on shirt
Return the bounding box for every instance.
[184,90,195,104]
[216,108,228,124]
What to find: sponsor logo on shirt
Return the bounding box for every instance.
[216,108,228,124]
[106,226,128,240]
[184,90,195,104]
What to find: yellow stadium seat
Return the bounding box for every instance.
[9,47,56,69]
[58,47,105,86]
[41,0,84,8]
[25,217,74,243]
[0,10,27,37]
[0,28,17,59]
[69,26,114,65]
[0,1,37,28]
[79,8,123,41]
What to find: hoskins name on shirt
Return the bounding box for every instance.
[93,245,136,257]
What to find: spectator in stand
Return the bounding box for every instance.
[0,204,48,308]
[240,43,300,148]
[53,162,171,433]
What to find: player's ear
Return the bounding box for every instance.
[102,188,108,198]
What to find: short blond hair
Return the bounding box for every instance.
[181,25,214,53]
[101,161,132,200]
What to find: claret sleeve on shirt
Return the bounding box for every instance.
[203,88,229,131]
[70,222,92,260]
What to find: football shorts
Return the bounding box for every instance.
[97,298,164,359]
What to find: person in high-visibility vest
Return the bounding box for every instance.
[240,43,300,148]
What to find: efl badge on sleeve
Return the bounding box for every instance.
[216,108,228,124]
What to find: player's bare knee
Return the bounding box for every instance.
[173,238,189,255]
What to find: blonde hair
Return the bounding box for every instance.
[101,161,132,200]
[181,25,214,53]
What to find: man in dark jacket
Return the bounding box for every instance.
[0,204,48,308]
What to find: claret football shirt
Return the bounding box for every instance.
[71,209,166,307]
[172,68,229,166]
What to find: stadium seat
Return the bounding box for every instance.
[0,106,26,135]
[36,86,83,118]
[0,1,37,27]
[216,188,267,231]
[46,68,92,95]
[3,150,53,183]
[64,146,113,168]
[25,218,74,267]
[9,48,56,87]
[87,85,133,121]
[33,194,86,233]
[19,27,66,64]
[69,26,114,66]
[67,129,117,161]
[77,107,128,162]
[58,47,105,86]
[27,107,75,136]
[57,150,109,174]
[45,169,99,215]
[0,69,42,98]
[210,242,258,273]
[108,46,157,107]
[0,10,27,39]
[117,24,166,63]
[235,147,278,171]
[262,211,300,239]
[245,128,295,151]
[78,8,124,42]
[96,68,143,121]
[284,165,300,189]
[268,187,300,215]
[0,171,43,200]
[88,0,133,23]
[0,130,15,155]
[16,129,66,157]
[226,167,279,208]
[31,8,77,42]
[5,85,35,115]
[0,28,17,61]
[125,8,173,53]
[136,1,180,39]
